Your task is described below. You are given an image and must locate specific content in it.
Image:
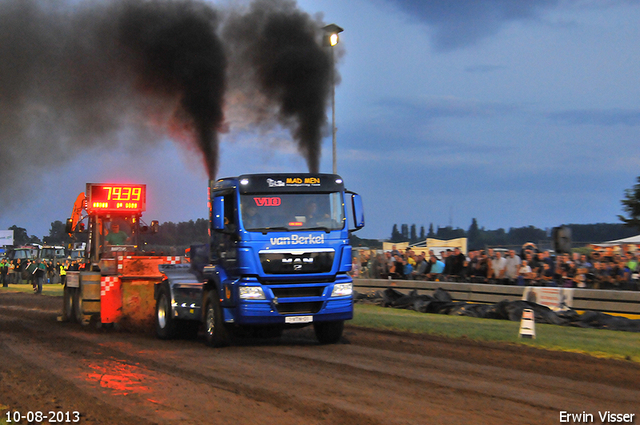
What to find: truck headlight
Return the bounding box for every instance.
[239,286,266,300]
[331,283,352,297]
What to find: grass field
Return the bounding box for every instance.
[1,285,638,362]
[0,283,64,297]
[353,303,640,362]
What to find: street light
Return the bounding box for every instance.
[322,23,343,175]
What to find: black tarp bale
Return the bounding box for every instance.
[433,287,453,302]
[577,311,640,332]
[413,295,434,313]
[353,290,383,303]
[448,303,499,318]
[498,300,566,325]
[391,289,420,309]
[433,301,465,315]
[354,286,640,332]
[381,288,406,307]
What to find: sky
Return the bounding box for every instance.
[1,0,639,241]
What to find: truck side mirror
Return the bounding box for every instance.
[350,193,365,231]
[212,196,225,230]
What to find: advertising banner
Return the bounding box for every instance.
[0,230,14,246]
[522,287,574,311]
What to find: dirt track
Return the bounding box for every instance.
[1,292,638,425]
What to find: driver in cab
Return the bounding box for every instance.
[303,200,331,227]
[105,223,130,246]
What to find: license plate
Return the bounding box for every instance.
[285,315,313,324]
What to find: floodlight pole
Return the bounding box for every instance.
[322,24,343,175]
[331,45,336,174]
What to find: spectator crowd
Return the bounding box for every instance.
[353,243,640,291]
[0,258,82,294]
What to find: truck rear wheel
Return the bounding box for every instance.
[62,286,76,323]
[204,292,231,347]
[155,287,177,339]
[313,320,344,344]
[73,284,83,324]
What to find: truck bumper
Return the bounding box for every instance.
[223,275,354,325]
[226,297,353,325]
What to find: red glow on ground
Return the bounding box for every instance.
[84,360,153,396]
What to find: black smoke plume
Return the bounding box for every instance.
[222,0,332,173]
[0,0,337,207]
[115,0,226,179]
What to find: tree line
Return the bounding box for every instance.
[6,219,210,250]
[4,218,639,253]
[373,175,640,249]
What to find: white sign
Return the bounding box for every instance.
[519,308,536,339]
[0,230,13,246]
[522,287,574,311]
[66,271,80,288]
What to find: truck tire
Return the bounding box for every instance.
[204,292,231,347]
[73,284,83,324]
[313,320,344,344]
[155,286,177,340]
[62,286,76,323]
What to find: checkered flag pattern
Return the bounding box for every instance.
[101,276,119,297]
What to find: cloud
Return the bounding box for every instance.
[381,0,560,51]
[547,109,640,126]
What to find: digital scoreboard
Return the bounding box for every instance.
[86,183,146,213]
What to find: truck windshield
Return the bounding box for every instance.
[12,250,33,260]
[41,248,64,258]
[240,193,344,232]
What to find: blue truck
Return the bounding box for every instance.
[155,173,365,346]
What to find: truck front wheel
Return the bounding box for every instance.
[313,320,344,344]
[156,287,177,339]
[204,292,231,347]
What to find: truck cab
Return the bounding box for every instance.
[39,246,66,261]
[7,246,39,261]
[155,173,364,346]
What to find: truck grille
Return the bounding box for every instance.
[276,301,323,314]
[271,286,325,298]
[259,276,335,285]
[260,249,334,274]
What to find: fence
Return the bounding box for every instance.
[353,278,640,318]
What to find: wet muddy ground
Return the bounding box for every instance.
[1,292,638,424]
